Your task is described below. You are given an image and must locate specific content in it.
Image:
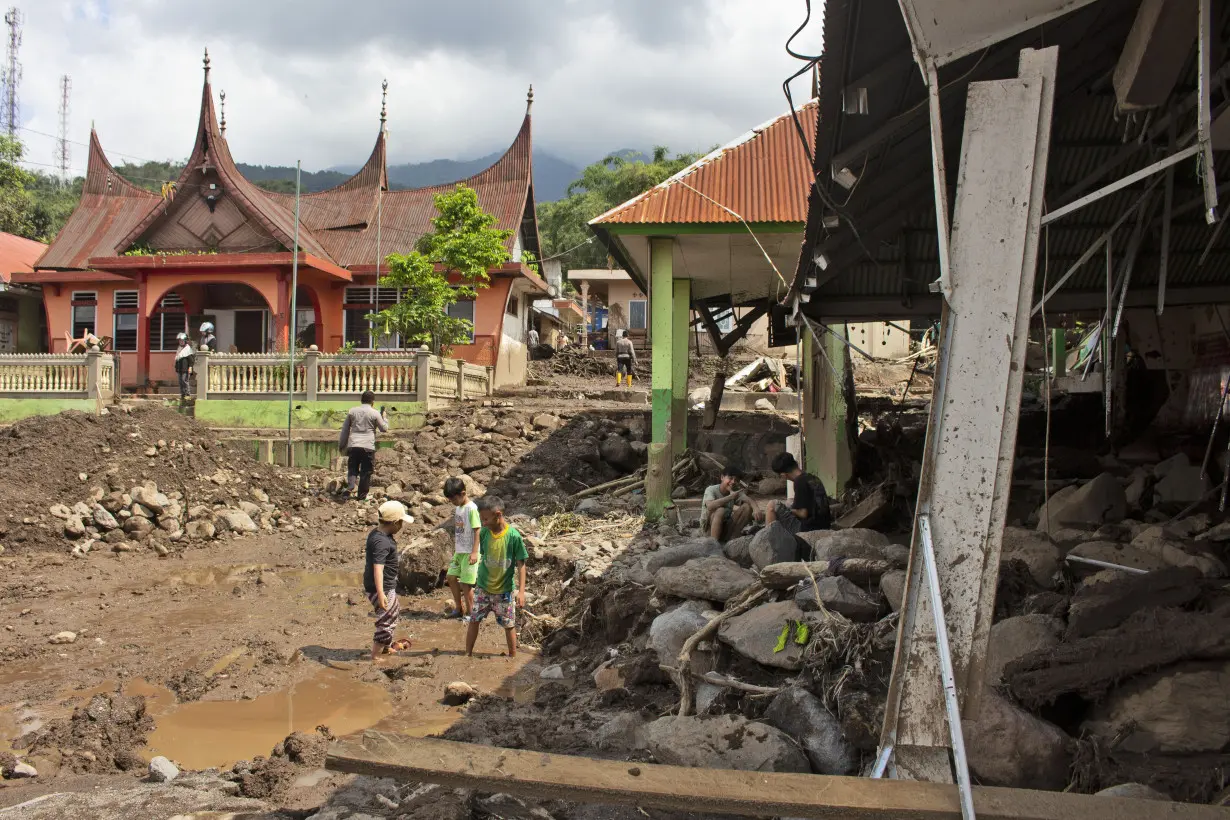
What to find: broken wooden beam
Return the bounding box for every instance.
[325,733,1229,820]
[834,485,893,530]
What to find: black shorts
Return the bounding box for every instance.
[616,356,633,375]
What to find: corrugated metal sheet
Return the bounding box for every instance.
[0,231,45,282]
[592,100,818,226]
[38,75,533,273]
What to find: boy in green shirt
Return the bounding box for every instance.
[466,495,528,658]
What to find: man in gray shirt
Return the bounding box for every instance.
[339,390,389,500]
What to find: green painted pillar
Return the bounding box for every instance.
[648,236,674,522]
[802,323,853,495]
[671,278,690,458]
[1051,328,1066,378]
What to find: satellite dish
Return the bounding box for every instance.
[547,284,559,298]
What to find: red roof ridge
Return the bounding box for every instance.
[82,129,161,201]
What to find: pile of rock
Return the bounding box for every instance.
[50,476,305,557]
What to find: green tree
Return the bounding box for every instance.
[370,184,511,353]
[26,171,82,242]
[0,135,36,238]
[538,146,704,272]
[115,159,185,192]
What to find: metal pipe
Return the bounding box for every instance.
[1041,144,1200,226]
[1199,0,1219,224]
[869,743,894,779]
[924,61,953,301]
[917,514,976,820]
[1064,555,1148,575]
[286,160,301,469]
[1112,192,1155,339]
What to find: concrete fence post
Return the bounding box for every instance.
[304,346,320,401]
[485,365,494,396]
[456,362,466,400]
[195,348,211,400]
[85,347,102,399]
[415,346,432,409]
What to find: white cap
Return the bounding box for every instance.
[377,500,414,525]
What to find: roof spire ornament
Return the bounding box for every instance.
[219,90,227,136]
[380,79,388,130]
[203,47,210,80]
[526,83,534,113]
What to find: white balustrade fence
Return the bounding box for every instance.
[195,347,491,408]
[0,350,115,399]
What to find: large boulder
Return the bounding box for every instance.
[1129,527,1226,577]
[718,600,808,670]
[749,523,801,569]
[1067,541,1168,573]
[1036,473,1126,531]
[643,538,724,575]
[397,529,453,593]
[797,529,898,564]
[214,509,257,534]
[601,586,656,644]
[645,714,810,773]
[1152,453,1210,507]
[723,535,755,568]
[599,435,639,473]
[93,506,119,531]
[647,600,719,662]
[795,576,880,621]
[656,556,757,604]
[880,569,906,612]
[1001,527,1062,588]
[1084,662,1230,754]
[962,687,1072,790]
[761,687,856,774]
[985,615,1063,686]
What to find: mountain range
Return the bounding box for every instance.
[237,149,590,201]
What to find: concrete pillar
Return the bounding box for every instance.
[85,347,103,399]
[670,278,690,458]
[802,324,853,495]
[647,236,674,521]
[415,346,432,409]
[194,349,211,400]
[303,347,320,400]
[580,280,590,349]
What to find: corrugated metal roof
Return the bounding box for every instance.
[591,100,819,226]
[0,231,46,282]
[38,70,534,273]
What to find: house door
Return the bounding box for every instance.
[234,311,266,353]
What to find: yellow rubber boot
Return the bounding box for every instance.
[616,374,622,387]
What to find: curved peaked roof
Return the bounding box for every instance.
[35,60,536,272]
[35,130,161,270]
[591,99,819,227]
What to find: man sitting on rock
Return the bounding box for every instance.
[764,452,831,535]
[700,465,755,543]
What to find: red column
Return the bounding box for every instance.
[274,271,290,351]
[137,273,150,388]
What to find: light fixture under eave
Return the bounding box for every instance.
[804,276,819,291]
[822,214,840,229]
[812,249,830,271]
[833,167,858,190]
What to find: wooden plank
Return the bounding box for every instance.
[325,733,1230,820]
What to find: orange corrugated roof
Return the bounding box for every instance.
[591,99,818,227]
[0,231,46,282]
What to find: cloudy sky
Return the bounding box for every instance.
[15,1,823,174]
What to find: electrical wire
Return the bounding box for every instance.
[675,179,789,290]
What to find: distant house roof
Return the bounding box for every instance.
[590,99,819,227]
[0,231,47,282]
[35,56,538,273]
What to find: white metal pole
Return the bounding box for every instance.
[287,160,301,468]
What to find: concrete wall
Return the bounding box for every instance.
[193,398,426,430]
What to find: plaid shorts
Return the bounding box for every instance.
[472,589,516,628]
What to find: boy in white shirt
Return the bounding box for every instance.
[441,477,481,620]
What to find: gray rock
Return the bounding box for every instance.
[796,528,894,563]
[879,569,906,612]
[185,520,216,540]
[718,600,808,670]
[49,630,76,644]
[962,687,1071,790]
[10,761,36,778]
[1154,462,1211,507]
[123,516,154,538]
[1084,662,1230,754]
[644,538,724,574]
[985,615,1063,686]
[531,414,560,431]
[131,486,170,515]
[646,714,810,773]
[148,755,179,782]
[1153,452,1190,480]
[1129,527,1226,577]
[600,434,639,472]
[1036,473,1126,531]
[795,576,880,621]
[761,687,856,774]
[656,556,757,604]
[215,509,258,534]
[723,535,755,568]
[1067,541,1168,573]
[64,516,86,538]
[237,500,262,518]
[1095,783,1171,801]
[49,503,72,519]
[749,522,800,569]
[648,601,718,662]
[574,498,606,517]
[595,713,649,753]
[72,501,92,518]
[92,506,119,531]
[1001,527,1062,588]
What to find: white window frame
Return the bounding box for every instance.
[113,290,139,352]
[71,291,97,339]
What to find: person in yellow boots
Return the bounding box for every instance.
[614,329,637,388]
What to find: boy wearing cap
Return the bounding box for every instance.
[364,500,414,661]
[466,496,528,658]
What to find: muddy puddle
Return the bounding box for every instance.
[161,565,363,590]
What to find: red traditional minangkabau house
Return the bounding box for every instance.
[16,52,546,389]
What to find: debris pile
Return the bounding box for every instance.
[0,406,307,555]
[528,349,648,382]
[13,693,154,775]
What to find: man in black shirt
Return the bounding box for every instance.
[765,452,832,537]
[364,500,414,660]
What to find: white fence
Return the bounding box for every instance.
[196,347,491,407]
[0,350,115,399]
